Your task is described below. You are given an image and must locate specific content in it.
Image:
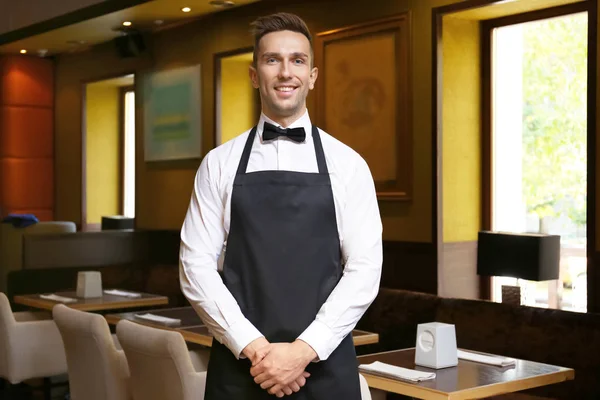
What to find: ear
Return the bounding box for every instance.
[308,66,318,90]
[249,65,259,89]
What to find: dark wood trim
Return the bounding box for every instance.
[482,1,590,28]
[433,0,502,16]
[381,241,437,294]
[0,0,153,46]
[480,19,493,300]
[480,1,597,308]
[213,46,254,148]
[82,71,136,86]
[432,7,443,295]
[587,0,598,313]
[81,82,87,230]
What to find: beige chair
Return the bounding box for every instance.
[52,304,130,400]
[359,372,387,400]
[0,292,67,394]
[116,320,206,400]
[187,343,210,372]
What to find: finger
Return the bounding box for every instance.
[253,348,270,366]
[289,382,301,392]
[295,375,306,387]
[275,391,284,398]
[255,373,274,386]
[303,371,311,378]
[269,384,285,395]
[259,377,278,389]
[282,386,293,396]
[250,362,267,377]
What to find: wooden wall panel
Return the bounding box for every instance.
[0,55,54,220]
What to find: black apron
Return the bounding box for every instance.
[204,125,361,399]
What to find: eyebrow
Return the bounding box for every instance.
[262,52,309,59]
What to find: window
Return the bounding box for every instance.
[123,89,135,218]
[489,12,588,311]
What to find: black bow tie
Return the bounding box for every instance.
[262,122,306,143]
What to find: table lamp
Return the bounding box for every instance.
[477,231,560,305]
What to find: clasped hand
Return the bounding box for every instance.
[245,338,316,398]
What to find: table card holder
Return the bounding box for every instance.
[76,271,103,298]
[414,322,458,369]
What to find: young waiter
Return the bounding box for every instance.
[180,12,383,399]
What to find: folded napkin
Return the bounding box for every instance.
[359,361,436,382]
[39,294,77,303]
[134,313,181,326]
[458,350,516,367]
[103,289,142,298]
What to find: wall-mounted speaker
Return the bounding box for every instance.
[114,32,146,58]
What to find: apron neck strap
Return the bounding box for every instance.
[236,125,329,175]
[312,125,329,174]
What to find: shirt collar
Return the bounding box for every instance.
[257,110,312,143]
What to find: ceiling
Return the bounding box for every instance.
[0,0,261,56]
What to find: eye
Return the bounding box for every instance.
[294,58,305,65]
[266,57,277,64]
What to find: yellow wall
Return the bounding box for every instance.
[221,54,255,143]
[54,0,464,236]
[442,16,481,243]
[85,82,120,224]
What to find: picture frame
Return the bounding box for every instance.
[143,64,202,161]
[314,14,412,201]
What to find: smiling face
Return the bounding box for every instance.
[249,30,318,127]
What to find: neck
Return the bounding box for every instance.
[262,108,306,128]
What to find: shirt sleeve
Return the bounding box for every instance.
[297,156,383,361]
[179,151,264,359]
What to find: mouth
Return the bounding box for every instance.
[274,85,298,98]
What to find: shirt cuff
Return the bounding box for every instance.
[222,318,264,359]
[297,320,336,361]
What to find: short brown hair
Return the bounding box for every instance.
[250,12,313,66]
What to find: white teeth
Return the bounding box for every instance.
[276,87,295,92]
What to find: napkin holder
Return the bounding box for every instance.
[414,322,458,369]
[76,271,103,298]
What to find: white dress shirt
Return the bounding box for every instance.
[179,110,382,361]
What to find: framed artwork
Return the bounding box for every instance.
[314,14,412,201]
[143,65,202,161]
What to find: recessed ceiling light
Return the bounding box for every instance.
[182,7,191,12]
[122,21,132,27]
[154,19,164,25]
[209,0,235,8]
[19,49,27,54]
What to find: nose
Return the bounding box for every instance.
[278,60,291,79]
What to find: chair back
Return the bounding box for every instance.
[0,292,17,378]
[53,304,129,400]
[116,320,204,400]
[359,373,373,400]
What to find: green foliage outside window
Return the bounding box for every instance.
[522,13,587,228]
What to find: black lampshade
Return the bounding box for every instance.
[101,216,135,230]
[477,231,560,281]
